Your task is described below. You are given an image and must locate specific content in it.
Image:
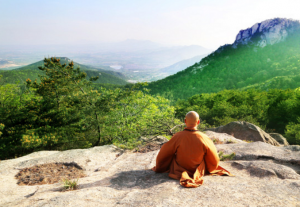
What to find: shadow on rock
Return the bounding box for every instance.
[231,161,300,180]
[78,170,174,190]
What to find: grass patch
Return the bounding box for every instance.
[226,139,236,144]
[218,151,236,161]
[61,178,79,191]
[212,138,225,144]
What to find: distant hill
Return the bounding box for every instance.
[95,39,163,53]
[0,40,212,82]
[0,57,128,85]
[140,45,211,68]
[158,54,207,77]
[147,18,300,100]
[99,44,212,82]
[70,41,212,82]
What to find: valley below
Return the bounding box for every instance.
[0,41,211,82]
[0,59,22,70]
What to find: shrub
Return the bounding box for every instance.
[218,151,236,161]
[61,178,79,191]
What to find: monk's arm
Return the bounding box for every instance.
[152,136,178,173]
[204,139,220,173]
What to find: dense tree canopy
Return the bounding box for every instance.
[0,58,179,159]
[175,89,300,145]
[2,50,300,160]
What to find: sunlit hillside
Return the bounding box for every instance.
[148,19,300,100]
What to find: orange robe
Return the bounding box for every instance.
[152,129,233,188]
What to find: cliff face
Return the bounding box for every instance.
[233,18,300,48]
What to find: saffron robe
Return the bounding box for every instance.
[152,129,233,188]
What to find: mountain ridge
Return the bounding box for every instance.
[158,54,207,77]
[0,57,128,86]
[147,18,300,100]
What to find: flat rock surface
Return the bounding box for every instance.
[1,143,300,207]
[216,142,300,164]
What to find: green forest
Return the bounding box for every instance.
[147,30,300,100]
[175,89,300,145]
[2,39,300,159]
[0,58,180,159]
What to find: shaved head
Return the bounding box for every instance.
[185,111,200,128]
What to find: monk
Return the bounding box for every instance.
[152,111,233,188]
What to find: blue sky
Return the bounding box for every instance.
[1,0,300,49]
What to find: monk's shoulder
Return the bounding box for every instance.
[171,130,211,142]
[171,131,186,139]
[195,131,214,145]
[173,130,208,138]
[196,131,210,139]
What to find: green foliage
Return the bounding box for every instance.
[0,57,101,158]
[106,91,180,149]
[147,30,300,100]
[175,88,300,145]
[0,123,4,137]
[20,57,92,150]
[92,83,129,90]
[82,82,180,149]
[218,151,236,161]
[175,89,269,129]
[0,80,35,158]
[61,178,79,191]
[284,120,300,145]
[0,58,180,159]
[226,139,236,144]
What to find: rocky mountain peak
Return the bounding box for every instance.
[233,18,300,48]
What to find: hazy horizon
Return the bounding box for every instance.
[1,0,300,51]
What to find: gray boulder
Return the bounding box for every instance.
[269,133,289,146]
[204,130,246,144]
[207,121,280,146]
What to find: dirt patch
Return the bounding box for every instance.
[15,162,86,186]
[136,142,164,153]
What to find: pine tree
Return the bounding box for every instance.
[24,57,94,150]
